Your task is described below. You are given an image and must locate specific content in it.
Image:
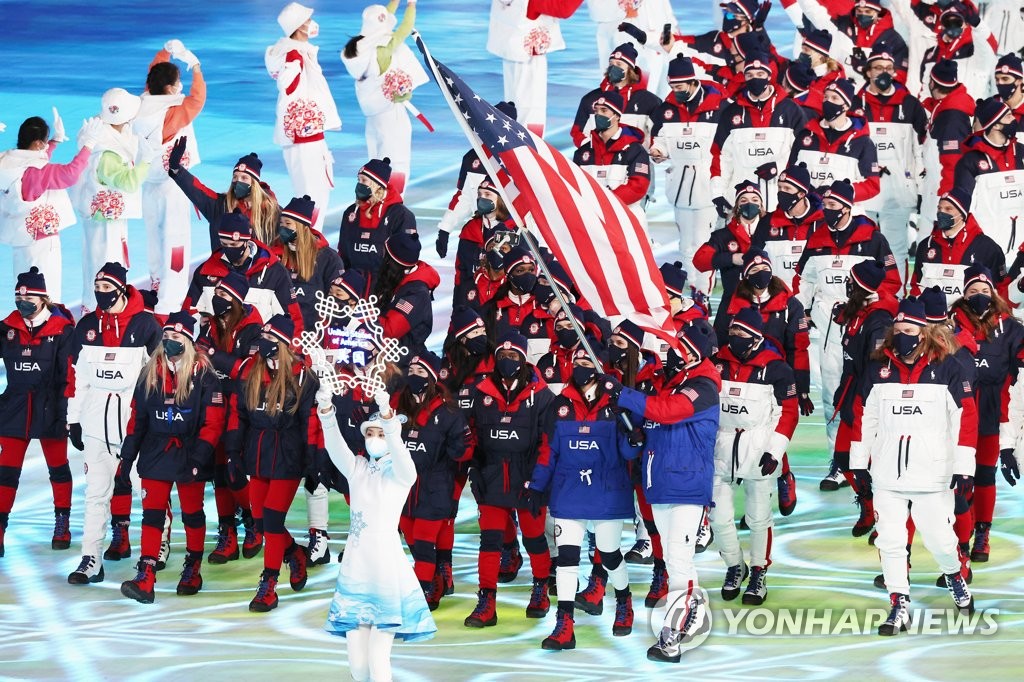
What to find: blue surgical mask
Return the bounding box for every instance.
[355,182,373,201]
[476,197,496,215]
[277,226,297,243]
[606,65,625,83]
[893,331,920,358]
[16,299,38,317]
[162,339,185,358]
[496,356,522,379]
[232,181,252,199]
[594,114,613,131]
[738,202,761,220]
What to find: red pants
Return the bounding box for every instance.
[0,437,72,523]
[477,504,549,589]
[436,471,468,553]
[212,445,250,522]
[249,477,300,573]
[400,516,446,583]
[973,433,999,526]
[140,479,205,558]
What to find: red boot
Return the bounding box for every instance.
[249,570,280,612]
[464,588,498,627]
[526,577,551,618]
[176,552,204,595]
[285,542,308,591]
[575,566,607,616]
[121,559,157,603]
[208,523,240,564]
[541,609,576,650]
[103,521,131,561]
[613,592,634,636]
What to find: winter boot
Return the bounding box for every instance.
[438,559,455,596]
[208,523,240,564]
[541,607,576,650]
[121,559,157,604]
[695,510,714,553]
[464,588,498,628]
[742,566,768,605]
[526,577,551,618]
[777,470,798,516]
[971,522,991,563]
[612,591,634,636]
[936,543,973,586]
[249,570,280,612]
[423,572,444,611]
[819,459,848,491]
[645,561,669,607]
[285,542,308,591]
[51,510,71,550]
[176,552,204,596]
[497,542,523,583]
[878,593,911,636]
[647,626,684,663]
[103,521,131,561]
[67,555,104,585]
[241,510,261,559]
[155,510,172,571]
[852,495,875,537]
[945,572,975,615]
[574,566,607,616]
[306,528,331,565]
[624,538,653,564]
[721,563,749,601]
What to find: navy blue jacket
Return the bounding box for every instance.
[401,394,473,520]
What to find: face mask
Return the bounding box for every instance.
[855,13,875,29]
[967,293,992,316]
[823,206,846,230]
[355,182,373,201]
[496,356,522,379]
[463,334,488,355]
[485,250,505,271]
[405,373,430,394]
[723,14,742,33]
[16,299,38,317]
[936,210,958,232]
[996,82,1019,101]
[893,331,920,358]
[572,365,597,387]
[738,202,761,220]
[728,334,758,359]
[222,244,248,264]
[746,269,773,290]
[255,337,279,359]
[95,289,121,312]
[797,52,812,67]
[745,78,769,98]
[509,271,537,293]
[277,226,297,243]
[664,349,683,374]
[162,339,185,358]
[593,114,613,131]
[305,19,319,38]
[1001,120,1020,140]
[606,65,625,83]
[777,189,801,212]
[944,26,963,40]
[673,89,689,104]
[365,437,388,460]
[608,343,628,366]
[212,296,233,318]
[171,82,183,96]
[822,100,846,122]
[556,327,578,348]
[873,72,894,91]
[936,0,954,7]
[533,284,555,305]
[476,197,496,215]
[232,180,251,199]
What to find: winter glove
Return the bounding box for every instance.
[799,394,816,416]
[753,0,772,29]
[712,196,732,219]
[617,22,648,45]
[435,228,449,258]
[315,379,336,413]
[962,5,980,27]
[115,458,134,490]
[519,485,545,517]
[599,373,623,402]
[374,389,393,418]
[68,423,84,451]
[849,469,872,496]
[759,452,779,476]
[164,39,186,56]
[226,451,246,486]
[1000,448,1020,486]
[950,474,974,515]
[177,49,200,71]
[78,117,104,150]
[51,106,68,143]
[304,455,322,494]
[167,135,187,175]
[754,161,777,181]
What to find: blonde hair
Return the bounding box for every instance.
[227,181,279,245]
[874,323,960,364]
[278,222,319,282]
[141,341,213,404]
[244,343,302,417]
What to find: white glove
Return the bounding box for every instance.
[78,117,104,150]
[164,39,185,56]
[316,381,335,412]
[178,49,200,71]
[51,107,68,143]
[374,389,393,418]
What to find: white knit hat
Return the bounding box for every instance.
[278,2,314,36]
[99,88,141,125]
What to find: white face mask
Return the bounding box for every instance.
[171,82,183,96]
[306,20,319,38]
[365,437,388,459]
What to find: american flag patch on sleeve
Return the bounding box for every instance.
[962,381,972,394]
[635,162,649,175]
[787,384,797,397]
[682,388,699,401]
[212,391,223,405]
[396,299,413,314]
[884,254,896,267]
[942,140,959,151]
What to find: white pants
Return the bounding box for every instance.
[650,503,703,593]
[364,106,412,194]
[875,488,960,596]
[81,217,127,307]
[283,140,334,232]
[553,518,629,599]
[503,57,547,137]
[675,206,717,291]
[142,178,192,313]
[346,624,395,682]
[306,483,329,531]
[818,332,844,456]
[634,496,650,542]
[80,438,139,559]
[710,475,774,569]
[13,236,62,303]
[594,21,618,77]
[639,47,669,99]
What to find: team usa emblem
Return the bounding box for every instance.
[727,240,739,252]
[86,330,97,341]
[6,330,14,341]
[558,405,569,417]
[879,366,891,379]
[732,115,741,125]
[927,249,937,259]
[482,396,494,406]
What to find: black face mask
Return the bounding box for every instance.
[797,52,812,67]
[486,250,505,271]
[777,189,801,212]
[572,365,597,388]
[533,284,555,305]
[745,78,769,98]
[673,89,690,104]
[556,327,578,348]
[509,271,537,294]
[277,226,297,243]
[606,65,625,83]
[723,15,742,33]
[855,13,875,29]
[822,100,846,122]
[967,293,992,316]
[996,82,1019,102]
[476,197,496,215]
[746,269,773,290]
[944,26,963,40]
[873,72,894,91]
[823,207,847,231]
[728,334,758,359]
[738,202,761,220]
[893,331,920,358]
[16,299,38,317]
[463,334,488,356]
[664,349,683,375]
[496,356,522,379]
[95,289,122,312]
[593,114,613,131]
[232,181,252,199]
[845,280,859,299]
[405,373,430,394]
[162,339,185,358]
[1001,120,1020,140]
[212,296,233,318]
[222,244,248,264]
[936,0,954,7]
[608,343,628,366]
[355,182,373,201]
[936,211,958,232]
[255,338,279,359]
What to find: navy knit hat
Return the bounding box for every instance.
[730,306,764,337]
[385,231,421,268]
[736,31,771,60]
[544,259,575,299]
[735,179,762,201]
[360,157,392,189]
[964,265,994,291]
[679,322,714,361]
[660,261,688,297]
[930,59,959,87]
[450,305,485,339]
[895,298,928,328]
[163,311,196,343]
[15,267,46,297]
[824,179,856,209]
[975,96,1011,132]
[779,162,812,194]
[217,209,253,241]
[609,42,639,70]
[234,153,262,182]
[866,51,895,67]
[802,27,832,56]
[742,250,772,278]
[668,55,697,83]
[940,186,972,218]
[281,195,315,227]
[332,269,367,299]
[495,330,528,359]
[139,289,158,313]
[503,246,535,273]
[95,261,128,293]
[216,270,250,304]
[614,319,645,349]
[556,303,585,327]
[850,259,886,293]
[262,314,295,345]
[827,78,857,108]
[920,286,948,323]
[785,60,815,91]
[495,101,518,120]
[743,53,773,74]
[996,53,1024,80]
[593,91,625,117]
[409,350,443,382]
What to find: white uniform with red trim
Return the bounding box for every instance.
[584,0,677,97]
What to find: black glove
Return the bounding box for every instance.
[759,452,779,476]
[617,21,648,45]
[519,486,545,517]
[712,196,732,219]
[226,451,246,486]
[304,451,324,494]
[1000,449,1020,486]
[68,423,84,451]
[115,458,134,490]
[754,161,777,181]
[600,373,624,402]
[850,468,872,497]
[167,135,187,175]
[435,229,449,258]
[626,424,646,448]
[753,0,772,29]
[962,5,980,27]
[950,474,974,515]
[799,395,816,416]
[188,441,214,482]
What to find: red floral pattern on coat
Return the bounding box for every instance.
[89,189,125,220]
[381,69,414,102]
[523,27,552,56]
[24,204,61,240]
[283,99,326,141]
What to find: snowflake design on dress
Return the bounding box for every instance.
[292,290,408,396]
[381,69,414,102]
[282,99,326,141]
[349,510,368,547]
[24,204,61,240]
[89,189,125,220]
[523,27,551,56]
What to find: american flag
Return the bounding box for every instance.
[416,37,677,348]
[395,299,414,315]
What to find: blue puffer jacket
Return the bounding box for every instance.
[617,358,721,505]
[530,385,638,520]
